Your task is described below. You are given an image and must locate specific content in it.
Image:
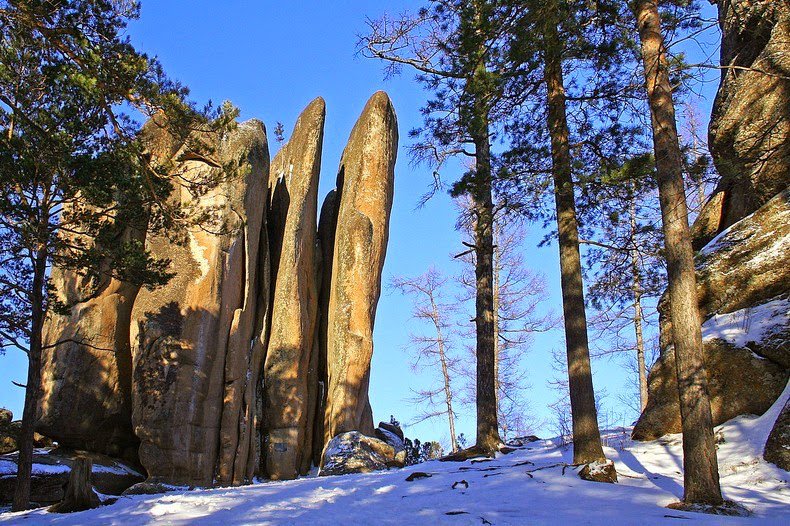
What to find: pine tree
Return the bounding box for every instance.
[361,0,530,455]
[631,0,723,506]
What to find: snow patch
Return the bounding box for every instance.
[702,298,789,348]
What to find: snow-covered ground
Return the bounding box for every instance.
[2,385,788,525]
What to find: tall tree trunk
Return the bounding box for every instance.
[432,298,458,453]
[629,190,648,411]
[543,17,607,466]
[472,128,502,454]
[467,2,501,453]
[634,0,723,505]
[13,247,47,511]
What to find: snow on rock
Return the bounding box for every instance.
[2,406,789,525]
[702,297,790,350]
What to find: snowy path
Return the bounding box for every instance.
[2,388,788,525]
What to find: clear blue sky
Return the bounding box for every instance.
[0,1,721,450]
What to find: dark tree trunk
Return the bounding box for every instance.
[472,129,502,454]
[634,0,723,505]
[12,248,47,511]
[543,18,608,467]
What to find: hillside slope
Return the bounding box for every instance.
[2,385,788,525]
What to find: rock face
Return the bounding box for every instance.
[319,431,398,477]
[0,449,143,506]
[764,396,790,471]
[695,0,790,248]
[37,219,145,460]
[321,91,398,444]
[0,411,52,455]
[130,120,270,486]
[32,93,398,488]
[634,191,790,440]
[262,97,325,480]
[633,337,788,441]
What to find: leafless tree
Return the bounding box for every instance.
[391,267,462,453]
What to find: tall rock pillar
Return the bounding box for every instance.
[321,91,398,446]
[262,98,325,480]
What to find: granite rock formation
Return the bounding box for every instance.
[130,120,270,486]
[321,91,398,445]
[764,395,790,471]
[37,212,146,460]
[633,191,790,440]
[633,1,790,442]
[262,97,325,480]
[31,93,398,488]
[694,0,790,248]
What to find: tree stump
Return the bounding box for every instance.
[49,456,101,513]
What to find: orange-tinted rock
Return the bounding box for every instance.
[262,98,325,480]
[700,0,790,247]
[322,92,398,444]
[37,218,145,461]
[131,120,270,486]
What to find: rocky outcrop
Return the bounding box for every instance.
[0,449,143,506]
[31,93,398,488]
[375,423,407,467]
[313,189,338,463]
[36,215,146,460]
[764,395,790,471]
[1,410,52,455]
[262,98,325,480]
[695,0,790,248]
[319,431,399,477]
[634,192,790,440]
[633,335,788,441]
[322,91,398,444]
[131,120,270,487]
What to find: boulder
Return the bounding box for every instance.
[698,0,790,247]
[507,435,541,447]
[764,395,790,471]
[319,431,398,477]
[579,459,617,483]
[1,414,53,455]
[377,421,404,441]
[131,119,270,487]
[375,423,407,467]
[636,190,790,440]
[0,448,143,506]
[322,91,398,443]
[633,330,788,441]
[36,214,146,461]
[262,98,325,481]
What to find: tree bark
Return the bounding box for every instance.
[543,17,607,466]
[471,128,502,454]
[634,0,723,505]
[12,247,47,511]
[49,457,100,513]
